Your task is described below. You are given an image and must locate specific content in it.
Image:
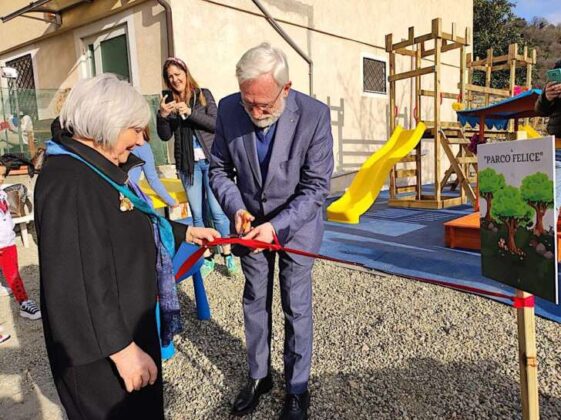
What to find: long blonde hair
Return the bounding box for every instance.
[162,57,206,107]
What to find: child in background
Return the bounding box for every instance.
[0,161,41,320]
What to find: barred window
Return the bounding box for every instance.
[6,54,38,120]
[363,57,386,94]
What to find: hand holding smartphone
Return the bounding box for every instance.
[162,89,174,104]
[161,89,187,119]
[545,70,561,101]
[160,89,184,119]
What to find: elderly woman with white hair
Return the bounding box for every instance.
[35,73,220,419]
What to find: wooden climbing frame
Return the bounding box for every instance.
[386,18,472,209]
[465,43,537,109]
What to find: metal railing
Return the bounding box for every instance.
[0,88,171,165]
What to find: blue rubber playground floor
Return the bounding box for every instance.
[320,190,561,324]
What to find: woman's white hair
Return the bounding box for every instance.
[59,73,150,147]
[236,42,289,86]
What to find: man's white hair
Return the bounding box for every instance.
[59,73,150,147]
[236,42,289,86]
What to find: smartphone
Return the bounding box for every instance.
[162,89,174,103]
[547,69,561,84]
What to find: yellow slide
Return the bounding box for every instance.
[519,124,541,139]
[139,178,187,209]
[327,122,426,224]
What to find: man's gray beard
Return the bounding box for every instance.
[247,98,286,128]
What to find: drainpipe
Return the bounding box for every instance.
[156,0,175,164]
[251,0,313,95]
[156,0,174,57]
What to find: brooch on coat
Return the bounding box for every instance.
[119,193,134,212]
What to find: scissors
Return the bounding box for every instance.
[238,210,253,237]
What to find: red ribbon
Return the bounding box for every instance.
[176,235,535,309]
[513,295,535,308]
[175,235,360,282]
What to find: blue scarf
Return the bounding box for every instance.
[45,140,182,346]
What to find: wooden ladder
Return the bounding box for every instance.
[439,128,477,205]
[390,141,424,200]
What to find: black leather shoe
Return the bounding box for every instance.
[230,375,273,416]
[279,391,310,420]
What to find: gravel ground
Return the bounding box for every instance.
[3,240,561,419]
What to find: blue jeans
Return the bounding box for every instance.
[180,160,231,237]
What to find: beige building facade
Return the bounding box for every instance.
[0,0,473,179]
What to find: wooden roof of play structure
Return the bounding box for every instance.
[457,89,542,130]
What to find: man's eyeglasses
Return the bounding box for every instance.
[240,86,284,112]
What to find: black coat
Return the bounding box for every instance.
[535,91,561,138]
[156,88,217,172]
[35,133,187,419]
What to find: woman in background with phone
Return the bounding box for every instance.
[157,57,238,277]
[535,59,561,140]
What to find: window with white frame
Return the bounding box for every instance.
[363,57,386,94]
[83,26,131,82]
[74,11,139,87]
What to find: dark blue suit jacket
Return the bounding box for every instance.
[209,89,334,257]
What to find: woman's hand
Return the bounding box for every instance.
[159,95,177,118]
[175,102,192,118]
[110,342,158,392]
[545,82,561,102]
[186,226,221,245]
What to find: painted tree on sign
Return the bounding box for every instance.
[479,168,506,221]
[520,172,554,237]
[491,186,534,254]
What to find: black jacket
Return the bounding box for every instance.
[156,88,217,172]
[35,133,187,369]
[535,92,561,137]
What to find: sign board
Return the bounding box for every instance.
[478,137,558,303]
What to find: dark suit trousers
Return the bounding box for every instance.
[241,250,313,394]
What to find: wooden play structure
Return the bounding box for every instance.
[465,43,537,109]
[386,18,476,209]
[385,20,539,210]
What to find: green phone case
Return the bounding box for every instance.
[547,68,561,83]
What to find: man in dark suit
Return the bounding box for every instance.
[210,43,333,420]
